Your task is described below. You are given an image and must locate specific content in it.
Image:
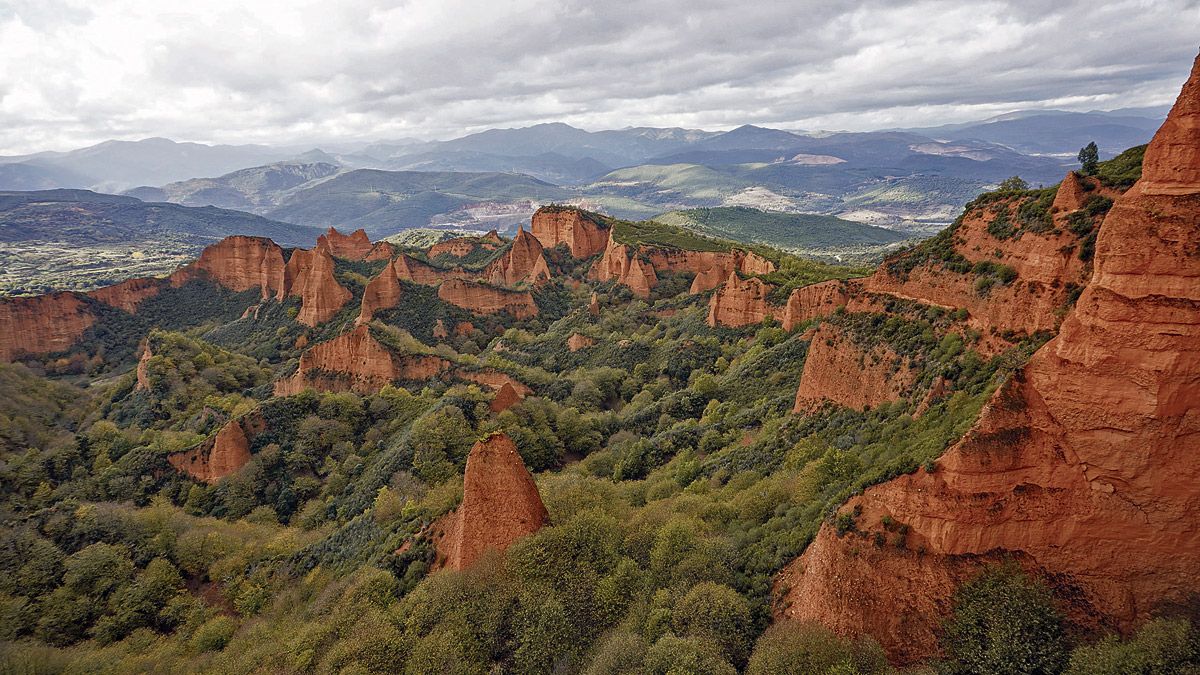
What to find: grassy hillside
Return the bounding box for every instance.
[654,207,908,251]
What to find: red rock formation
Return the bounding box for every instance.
[706,271,776,327]
[275,325,449,395]
[365,242,396,261]
[167,414,262,483]
[392,254,467,285]
[87,277,165,313]
[317,227,373,260]
[777,53,1200,664]
[792,324,915,412]
[483,230,503,245]
[530,207,609,258]
[135,343,152,391]
[171,235,287,300]
[456,369,533,396]
[435,433,547,570]
[595,238,775,298]
[454,321,475,336]
[484,229,552,286]
[588,292,601,317]
[358,258,404,324]
[489,382,523,413]
[1052,170,1088,214]
[567,333,595,352]
[782,280,850,330]
[0,293,95,362]
[438,279,538,319]
[285,243,352,327]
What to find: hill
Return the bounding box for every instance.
[653,206,910,258]
[264,169,573,237]
[0,190,320,294]
[125,161,342,211]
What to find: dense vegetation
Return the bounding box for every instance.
[1,183,1194,673]
[653,206,908,253]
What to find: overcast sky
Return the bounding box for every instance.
[1,0,1198,154]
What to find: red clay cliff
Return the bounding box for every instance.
[776,52,1200,665]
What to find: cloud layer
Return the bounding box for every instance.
[1,0,1198,153]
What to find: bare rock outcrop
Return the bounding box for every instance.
[167,413,264,483]
[358,258,404,324]
[435,433,548,570]
[489,382,523,413]
[274,325,449,395]
[530,207,609,258]
[135,343,152,391]
[285,243,353,327]
[484,229,551,286]
[437,279,538,319]
[170,235,288,300]
[87,277,166,314]
[317,227,373,260]
[777,52,1200,665]
[792,324,916,412]
[0,293,96,362]
[706,271,775,327]
[567,333,595,352]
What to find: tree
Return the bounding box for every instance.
[1078,142,1100,175]
[998,176,1030,192]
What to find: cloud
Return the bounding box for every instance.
[0,0,1197,153]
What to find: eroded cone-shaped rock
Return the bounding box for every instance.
[567,332,595,352]
[776,51,1200,665]
[1052,170,1088,213]
[484,228,551,286]
[0,292,96,362]
[489,381,523,413]
[440,433,547,570]
[167,415,260,483]
[286,242,353,327]
[588,292,601,317]
[317,227,373,260]
[358,258,403,324]
[135,343,153,391]
[531,206,609,258]
[706,271,774,327]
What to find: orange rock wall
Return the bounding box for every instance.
[530,208,609,258]
[437,279,538,319]
[275,325,449,395]
[0,293,96,362]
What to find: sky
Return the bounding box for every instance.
[0,0,1198,154]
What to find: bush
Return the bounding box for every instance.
[1065,618,1199,674]
[942,564,1067,674]
[747,621,888,675]
[191,615,238,652]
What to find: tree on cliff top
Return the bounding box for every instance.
[1078,141,1100,175]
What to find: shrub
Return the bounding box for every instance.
[747,621,888,675]
[191,615,238,652]
[942,564,1067,674]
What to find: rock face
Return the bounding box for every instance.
[530,207,609,258]
[782,280,850,330]
[436,433,548,570]
[567,333,595,352]
[438,279,538,319]
[777,53,1200,665]
[171,235,288,300]
[588,292,601,317]
[135,343,152,391]
[365,242,396,261]
[484,229,551,286]
[358,258,404,324]
[318,227,373,260]
[87,277,166,314]
[706,272,775,327]
[285,243,353,327]
[595,239,776,299]
[167,414,263,483]
[1052,170,1088,213]
[429,234,502,260]
[0,293,96,362]
[792,324,915,412]
[275,325,449,395]
[489,382,523,413]
[392,254,467,286]
[457,369,533,396]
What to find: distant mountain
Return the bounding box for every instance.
[0,162,92,191]
[904,110,1163,156]
[0,138,292,192]
[0,189,320,247]
[386,150,611,184]
[125,161,342,211]
[653,206,909,256]
[264,169,572,237]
